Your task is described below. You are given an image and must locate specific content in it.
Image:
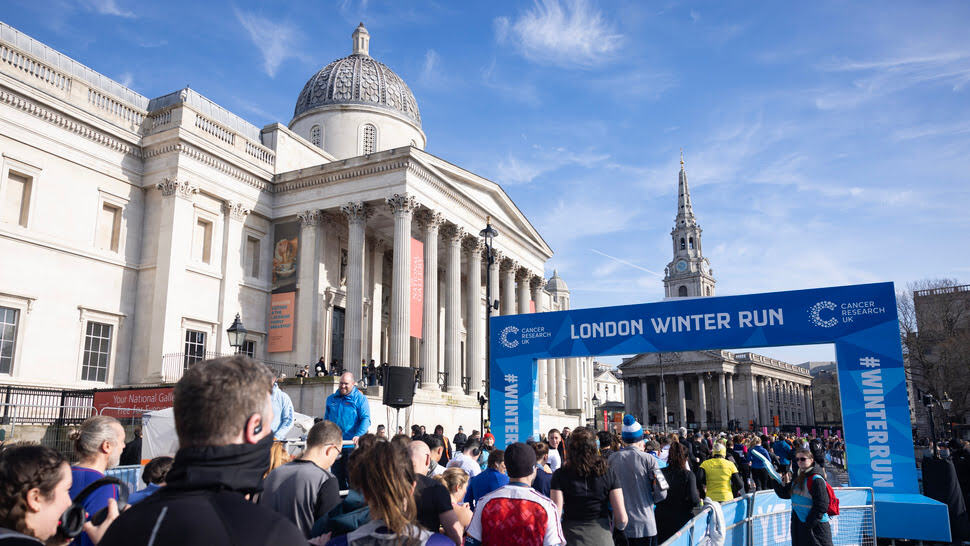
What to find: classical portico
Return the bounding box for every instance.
[620,350,814,430]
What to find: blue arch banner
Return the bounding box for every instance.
[490,282,913,492]
[488,281,949,540]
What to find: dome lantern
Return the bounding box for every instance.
[352,22,370,56]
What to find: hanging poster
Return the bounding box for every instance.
[269,221,300,353]
[410,238,423,338]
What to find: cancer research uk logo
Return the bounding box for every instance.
[809,301,839,328]
[499,324,552,349]
[809,298,888,328]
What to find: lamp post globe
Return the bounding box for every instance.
[226,313,247,354]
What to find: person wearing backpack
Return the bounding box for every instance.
[771,448,834,546]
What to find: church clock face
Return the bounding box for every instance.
[676,260,688,272]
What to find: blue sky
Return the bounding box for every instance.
[6,1,969,365]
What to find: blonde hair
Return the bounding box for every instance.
[434,467,470,496]
[264,441,291,478]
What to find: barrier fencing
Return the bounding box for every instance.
[0,403,96,458]
[662,487,875,546]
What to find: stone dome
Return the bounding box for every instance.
[293,23,421,126]
[546,269,569,293]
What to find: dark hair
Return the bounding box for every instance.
[597,430,613,449]
[463,438,481,454]
[142,456,174,485]
[174,356,274,448]
[306,420,342,450]
[348,440,418,543]
[533,442,549,460]
[390,434,412,450]
[667,441,688,470]
[411,425,421,436]
[487,449,505,470]
[565,427,607,477]
[434,425,444,435]
[793,448,817,488]
[421,434,443,451]
[356,433,380,452]
[0,444,68,534]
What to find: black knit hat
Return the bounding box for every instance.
[505,442,538,479]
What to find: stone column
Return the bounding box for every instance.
[718,372,729,429]
[726,373,736,425]
[516,268,531,314]
[416,211,442,389]
[659,377,668,429]
[340,201,369,378]
[547,356,558,408]
[640,379,649,426]
[464,236,484,397]
[556,358,566,409]
[531,277,548,404]
[758,378,768,426]
[386,194,417,368]
[219,201,250,354]
[808,388,816,425]
[500,258,516,315]
[677,375,687,427]
[697,374,708,429]
[294,209,322,364]
[566,358,579,409]
[139,179,198,382]
[441,224,464,393]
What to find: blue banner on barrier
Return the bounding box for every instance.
[489,282,918,494]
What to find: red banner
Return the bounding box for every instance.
[94,387,174,417]
[268,292,296,352]
[410,238,424,338]
[529,300,536,313]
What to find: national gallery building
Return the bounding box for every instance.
[619,158,816,430]
[0,23,588,430]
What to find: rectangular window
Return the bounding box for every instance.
[245,236,260,278]
[193,218,213,264]
[1,172,31,227]
[96,203,122,252]
[685,382,693,400]
[0,306,18,374]
[242,339,256,358]
[81,322,112,382]
[184,330,206,369]
[647,383,656,402]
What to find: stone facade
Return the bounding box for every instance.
[0,22,586,431]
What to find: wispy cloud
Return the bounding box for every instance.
[589,249,664,277]
[588,69,678,101]
[494,0,623,68]
[234,9,307,78]
[481,59,540,105]
[81,0,135,18]
[892,120,970,141]
[117,71,133,88]
[815,52,970,110]
[494,145,609,185]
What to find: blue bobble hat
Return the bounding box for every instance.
[621,414,643,443]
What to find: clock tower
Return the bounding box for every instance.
[664,153,716,298]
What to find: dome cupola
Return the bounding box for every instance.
[290,24,426,159]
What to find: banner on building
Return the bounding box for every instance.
[94,387,174,417]
[268,292,296,353]
[489,282,918,495]
[271,221,300,294]
[410,238,423,339]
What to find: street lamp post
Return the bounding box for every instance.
[942,391,954,441]
[479,216,499,435]
[592,393,600,431]
[922,392,942,457]
[226,313,247,355]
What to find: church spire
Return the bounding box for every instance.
[676,150,696,227]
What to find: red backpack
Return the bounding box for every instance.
[812,474,840,516]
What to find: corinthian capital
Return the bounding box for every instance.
[156,178,198,200]
[462,235,484,254]
[415,208,445,232]
[386,193,418,215]
[340,201,372,224]
[297,209,324,227]
[222,201,251,220]
[530,275,546,292]
[440,223,465,244]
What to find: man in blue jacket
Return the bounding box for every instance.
[773,434,793,479]
[325,372,371,488]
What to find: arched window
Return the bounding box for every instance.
[689,237,695,250]
[705,287,711,296]
[362,123,377,154]
[310,125,321,147]
[679,238,686,250]
[678,285,688,297]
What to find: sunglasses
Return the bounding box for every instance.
[795,457,813,462]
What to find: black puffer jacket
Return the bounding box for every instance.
[98,442,306,546]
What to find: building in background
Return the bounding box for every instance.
[0,22,589,433]
[811,369,842,428]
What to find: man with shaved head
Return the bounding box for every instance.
[324,372,370,489]
[409,439,463,543]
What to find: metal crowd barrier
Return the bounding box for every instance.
[662,487,875,546]
[106,464,145,493]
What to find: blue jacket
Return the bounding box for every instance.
[773,440,792,464]
[464,468,509,510]
[748,446,772,469]
[270,383,294,440]
[325,386,371,441]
